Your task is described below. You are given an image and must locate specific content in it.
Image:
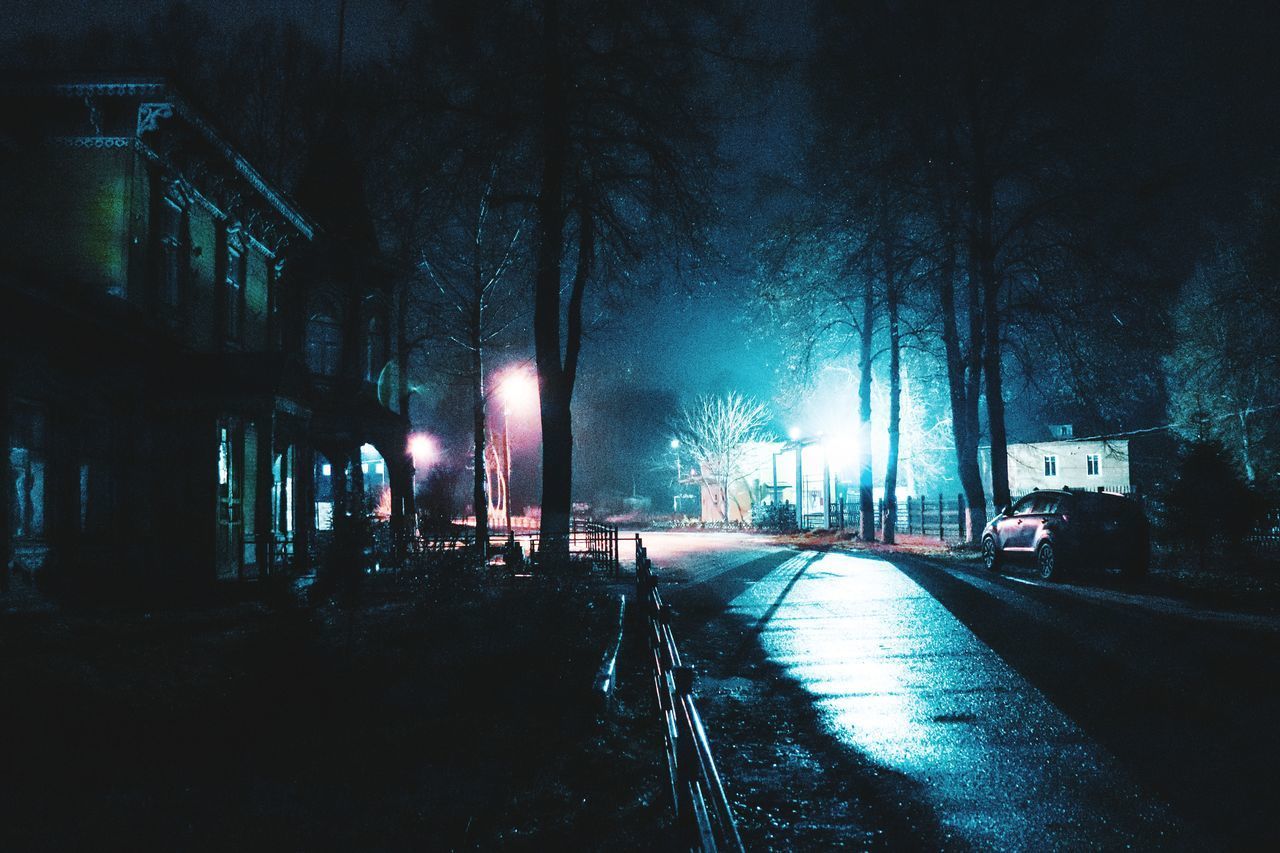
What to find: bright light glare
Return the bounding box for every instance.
[498,367,539,416]
[823,430,859,470]
[408,433,439,466]
[788,426,802,441]
[670,438,680,449]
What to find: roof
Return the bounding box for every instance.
[0,76,314,240]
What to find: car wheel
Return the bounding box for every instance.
[1036,541,1060,581]
[983,536,1002,571]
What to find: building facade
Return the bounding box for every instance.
[0,78,411,600]
[981,436,1132,502]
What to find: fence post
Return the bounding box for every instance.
[907,496,914,534]
[672,665,699,845]
[957,494,966,542]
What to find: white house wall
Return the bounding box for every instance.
[1004,439,1131,497]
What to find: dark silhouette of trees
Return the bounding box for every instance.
[1162,440,1266,570]
[395,0,725,559]
[1166,194,1280,488]
[411,170,527,563]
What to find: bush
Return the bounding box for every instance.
[417,467,461,536]
[752,501,798,532]
[1160,439,1267,569]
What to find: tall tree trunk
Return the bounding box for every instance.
[722,471,731,523]
[939,226,988,542]
[858,270,876,541]
[534,0,572,562]
[470,326,488,564]
[970,130,1010,513]
[883,273,900,545]
[980,247,1010,512]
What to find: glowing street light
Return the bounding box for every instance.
[788,426,802,442]
[495,366,538,531]
[498,366,539,416]
[408,433,439,467]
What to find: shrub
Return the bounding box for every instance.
[1160,439,1266,569]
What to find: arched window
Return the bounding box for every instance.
[305,312,342,376]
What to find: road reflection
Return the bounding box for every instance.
[725,549,1179,850]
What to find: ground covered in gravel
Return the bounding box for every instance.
[0,573,666,851]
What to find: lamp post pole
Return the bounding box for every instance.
[504,407,513,532]
[670,438,681,513]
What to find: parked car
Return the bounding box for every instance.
[982,489,1149,581]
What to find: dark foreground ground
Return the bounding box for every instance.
[7,534,1278,851]
[0,573,664,851]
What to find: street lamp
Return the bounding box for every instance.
[497,366,538,531]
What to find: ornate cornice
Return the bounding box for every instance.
[49,136,132,148]
[137,102,175,136]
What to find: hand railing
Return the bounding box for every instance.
[635,535,743,852]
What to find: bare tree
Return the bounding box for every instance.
[411,169,526,562]
[673,393,773,523]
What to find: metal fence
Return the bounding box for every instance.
[799,486,1146,543]
[524,518,621,576]
[635,536,743,852]
[799,494,975,541]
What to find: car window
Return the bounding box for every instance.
[1011,495,1038,515]
[1033,494,1061,514]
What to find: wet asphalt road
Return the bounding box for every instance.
[640,531,1280,850]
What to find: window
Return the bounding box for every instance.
[158,197,187,308]
[1032,494,1061,515]
[10,403,48,539]
[1043,456,1057,477]
[222,241,246,345]
[306,313,342,375]
[1086,454,1101,476]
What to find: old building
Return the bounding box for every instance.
[981,424,1133,503]
[0,78,411,600]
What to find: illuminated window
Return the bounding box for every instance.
[361,462,370,474]
[1086,454,1100,476]
[321,464,331,477]
[11,403,48,539]
[1043,456,1057,477]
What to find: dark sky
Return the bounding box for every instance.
[0,0,803,409]
[0,0,404,59]
[5,0,1279,445]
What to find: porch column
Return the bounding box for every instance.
[294,440,314,573]
[253,412,273,576]
[388,450,414,564]
[822,452,832,529]
[0,365,9,594]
